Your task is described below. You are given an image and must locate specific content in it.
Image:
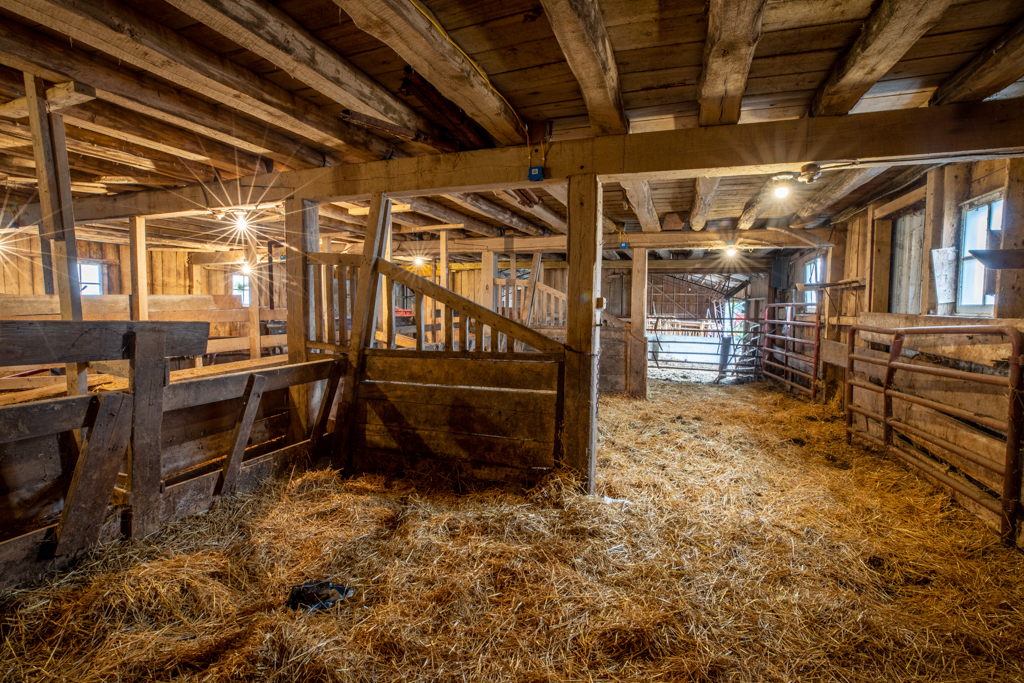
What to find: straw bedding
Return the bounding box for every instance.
[3,380,1024,682]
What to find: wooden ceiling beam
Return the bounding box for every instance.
[544,184,619,234]
[0,80,95,119]
[1,0,396,163]
[931,16,1024,105]
[446,192,545,236]
[405,197,502,238]
[620,179,661,232]
[0,19,325,169]
[788,167,888,227]
[689,177,721,231]
[333,0,525,146]
[164,0,435,139]
[736,183,771,231]
[698,0,768,126]
[810,0,954,117]
[0,143,183,188]
[540,0,628,136]
[493,190,567,234]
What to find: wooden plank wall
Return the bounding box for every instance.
[351,353,560,483]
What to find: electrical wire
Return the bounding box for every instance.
[407,0,529,142]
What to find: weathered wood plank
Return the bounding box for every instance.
[162,358,333,412]
[0,320,208,366]
[127,329,166,539]
[362,355,559,391]
[55,392,133,556]
[356,424,554,469]
[218,373,266,495]
[931,16,1024,105]
[698,0,768,126]
[357,399,555,443]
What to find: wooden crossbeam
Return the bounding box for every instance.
[620,180,661,232]
[333,0,524,146]
[689,177,720,232]
[0,80,95,119]
[446,192,545,236]
[541,0,627,136]
[789,167,889,227]
[811,0,954,116]
[697,0,768,126]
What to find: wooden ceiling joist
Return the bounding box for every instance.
[697,0,768,127]
[931,16,1024,106]
[493,190,567,234]
[789,167,889,227]
[333,0,525,146]
[810,0,954,117]
[620,180,661,232]
[446,192,545,236]
[540,0,628,136]
[0,19,325,169]
[163,0,435,140]
[689,177,721,231]
[0,0,396,163]
[736,183,773,231]
[404,197,502,238]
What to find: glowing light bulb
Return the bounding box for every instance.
[241,263,252,275]
[726,246,738,257]
[235,214,248,231]
[774,185,789,198]
[413,257,425,266]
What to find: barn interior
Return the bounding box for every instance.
[1,0,1024,679]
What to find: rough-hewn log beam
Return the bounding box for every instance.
[931,17,1024,105]
[810,0,954,117]
[736,183,771,230]
[333,0,525,146]
[446,192,545,236]
[789,167,889,227]
[689,177,720,231]
[494,190,567,234]
[1,0,395,162]
[406,197,502,238]
[698,0,767,126]
[165,0,433,138]
[0,80,94,119]
[540,0,627,136]
[0,19,324,169]
[620,179,661,232]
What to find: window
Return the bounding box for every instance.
[78,263,102,295]
[957,198,1003,315]
[231,273,250,306]
[803,257,824,306]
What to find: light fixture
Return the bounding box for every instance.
[413,256,425,266]
[774,185,789,198]
[235,215,248,231]
[771,171,798,199]
[241,263,252,275]
[726,243,738,257]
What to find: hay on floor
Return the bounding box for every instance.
[3,380,1024,682]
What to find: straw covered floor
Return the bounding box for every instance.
[3,381,1024,682]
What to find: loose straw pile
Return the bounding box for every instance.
[3,380,1023,682]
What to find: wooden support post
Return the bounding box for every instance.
[127,329,166,538]
[321,237,336,344]
[996,158,1024,318]
[285,199,319,440]
[129,217,148,320]
[439,232,450,347]
[55,392,135,557]
[563,174,601,493]
[479,250,496,311]
[189,253,204,297]
[334,192,391,468]
[218,373,267,495]
[309,359,345,460]
[920,168,945,314]
[938,162,972,315]
[376,224,394,348]
[870,216,893,312]
[25,72,85,396]
[629,247,648,399]
[245,240,261,359]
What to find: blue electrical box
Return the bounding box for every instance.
[619,242,628,249]
[528,166,544,182]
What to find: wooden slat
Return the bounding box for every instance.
[378,260,564,354]
[54,392,134,556]
[162,358,334,411]
[0,320,208,366]
[0,393,96,445]
[359,380,557,413]
[357,398,555,443]
[362,355,560,391]
[356,424,554,469]
[217,373,267,496]
[206,333,286,354]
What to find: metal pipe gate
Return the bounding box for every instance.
[845,325,1023,545]
[760,302,822,398]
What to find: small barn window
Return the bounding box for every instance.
[957,197,1003,315]
[78,263,102,295]
[803,257,824,306]
[231,273,250,306]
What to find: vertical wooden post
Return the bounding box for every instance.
[25,72,85,395]
[439,232,450,346]
[376,224,394,347]
[322,237,336,344]
[127,329,166,538]
[996,159,1024,318]
[870,217,893,313]
[285,198,319,439]
[629,247,648,399]
[335,193,391,468]
[938,163,972,315]
[919,168,945,315]
[129,217,148,321]
[563,174,601,493]
[479,250,496,311]
[245,240,261,359]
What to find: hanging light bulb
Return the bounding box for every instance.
[236,215,249,231]
[774,184,790,198]
[726,245,738,257]
[241,262,252,275]
[413,256,425,266]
